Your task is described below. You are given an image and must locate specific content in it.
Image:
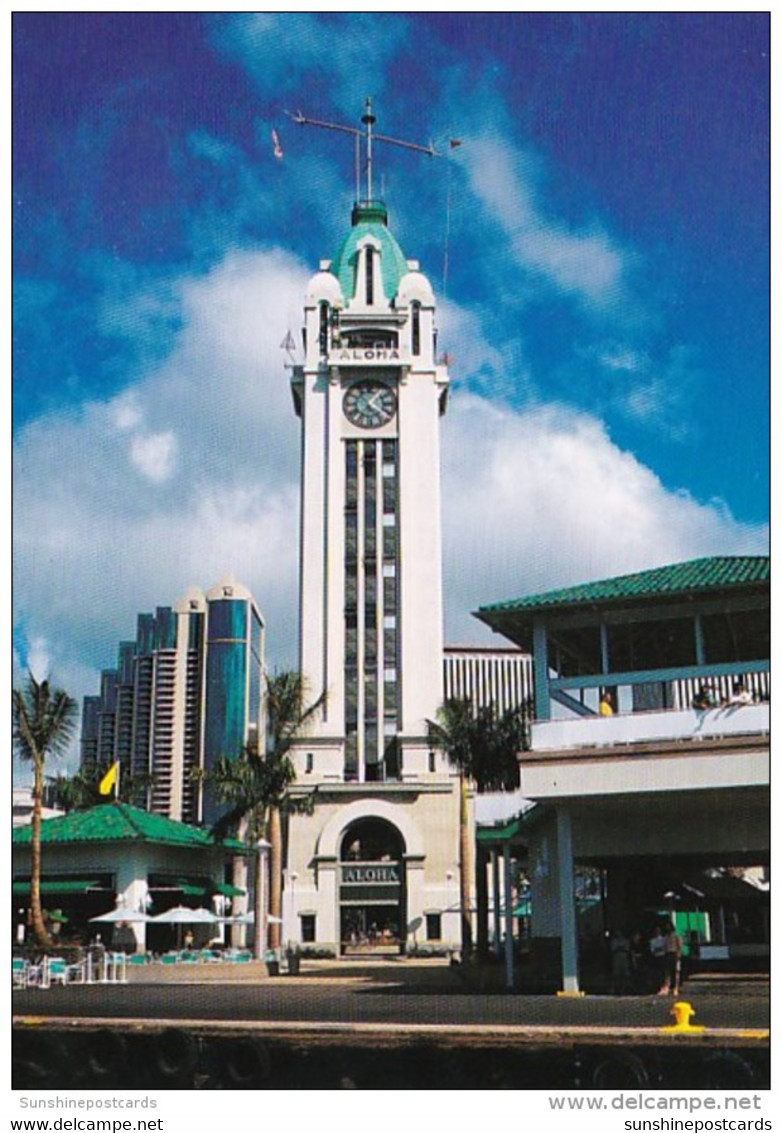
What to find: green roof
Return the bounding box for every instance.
[476,815,525,844]
[12,802,243,852]
[155,880,245,897]
[476,804,545,845]
[12,879,102,895]
[477,556,769,619]
[331,200,409,302]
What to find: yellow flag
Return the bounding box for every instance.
[98,762,119,797]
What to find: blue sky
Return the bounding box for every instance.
[13,12,769,767]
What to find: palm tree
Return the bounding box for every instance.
[426,697,530,960]
[203,671,325,956]
[46,766,155,812]
[13,672,78,947]
[45,771,94,813]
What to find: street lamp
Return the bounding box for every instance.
[285,870,298,945]
[254,839,271,960]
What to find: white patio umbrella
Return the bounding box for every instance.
[90,908,151,923]
[151,906,219,924]
[225,911,282,925]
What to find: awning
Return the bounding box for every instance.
[213,882,245,897]
[148,880,246,898]
[12,879,102,895]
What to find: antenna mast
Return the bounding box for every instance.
[286,97,442,203]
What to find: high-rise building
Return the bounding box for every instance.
[79,577,265,825]
[283,107,467,954]
[444,647,533,718]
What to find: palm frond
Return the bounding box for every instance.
[13,673,78,768]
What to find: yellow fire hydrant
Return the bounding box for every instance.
[661,1000,705,1034]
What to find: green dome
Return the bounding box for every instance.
[331,200,409,303]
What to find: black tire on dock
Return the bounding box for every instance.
[148,1028,200,1088]
[591,1050,650,1089]
[695,1049,757,1089]
[217,1036,272,1089]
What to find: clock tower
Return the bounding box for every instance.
[285,111,465,954]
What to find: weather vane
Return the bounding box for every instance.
[284,97,452,203]
[275,98,463,330]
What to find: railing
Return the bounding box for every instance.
[671,671,769,710]
[531,701,769,753]
[544,665,768,721]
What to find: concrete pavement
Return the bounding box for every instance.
[13,958,769,1089]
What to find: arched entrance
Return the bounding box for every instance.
[339,817,406,955]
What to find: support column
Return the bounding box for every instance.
[503,843,514,990]
[253,839,271,960]
[118,877,148,953]
[475,844,489,958]
[492,849,502,957]
[556,806,579,993]
[532,619,550,720]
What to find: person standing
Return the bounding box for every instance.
[649,924,666,993]
[610,928,632,995]
[658,921,683,996]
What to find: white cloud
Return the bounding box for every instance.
[519,224,624,304]
[13,246,310,728]
[111,395,142,432]
[464,136,627,308]
[130,430,178,483]
[25,637,51,683]
[441,394,769,643]
[599,346,647,373]
[212,13,408,115]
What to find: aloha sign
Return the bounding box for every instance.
[341,863,401,885]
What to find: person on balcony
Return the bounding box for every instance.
[725,681,753,707]
[692,684,716,710]
[599,691,615,716]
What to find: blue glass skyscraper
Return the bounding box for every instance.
[79,577,265,826]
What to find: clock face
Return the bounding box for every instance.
[343,380,397,429]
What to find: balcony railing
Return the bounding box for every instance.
[531,701,769,753]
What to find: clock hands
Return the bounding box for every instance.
[344,381,396,427]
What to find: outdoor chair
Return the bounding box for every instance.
[26,960,45,987]
[128,952,149,965]
[101,952,127,983]
[161,952,179,965]
[66,958,87,983]
[179,951,199,963]
[199,949,222,963]
[12,957,29,989]
[43,956,68,986]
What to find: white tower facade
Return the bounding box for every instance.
[286,192,467,954]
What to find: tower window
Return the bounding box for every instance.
[305,752,314,773]
[319,302,329,355]
[411,301,421,356]
[382,524,397,558]
[365,247,375,305]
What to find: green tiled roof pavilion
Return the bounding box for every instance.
[12,801,243,851]
[477,556,769,618]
